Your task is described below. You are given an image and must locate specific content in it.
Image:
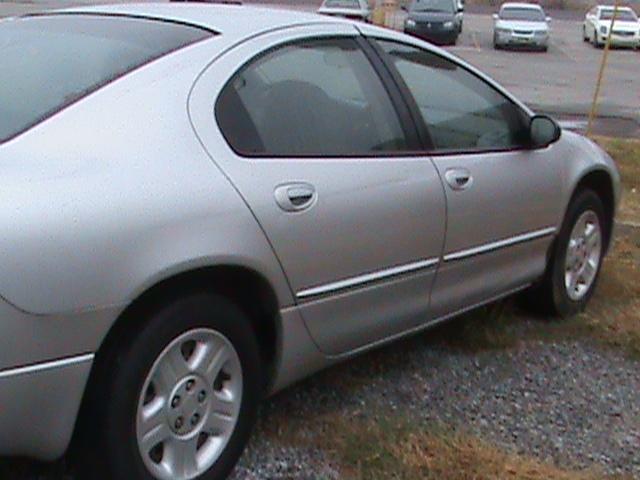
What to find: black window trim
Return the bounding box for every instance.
[214,34,430,160]
[365,36,542,157]
[0,13,216,146]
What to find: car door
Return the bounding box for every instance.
[369,36,563,319]
[190,25,446,355]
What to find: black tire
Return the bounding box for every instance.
[528,189,606,317]
[82,293,263,480]
[593,33,603,49]
[582,26,588,42]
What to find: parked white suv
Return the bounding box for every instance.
[583,5,640,48]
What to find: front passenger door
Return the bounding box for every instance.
[372,38,563,319]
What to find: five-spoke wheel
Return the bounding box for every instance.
[83,293,262,480]
[564,210,602,301]
[137,329,243,480]
[530,189,607,316]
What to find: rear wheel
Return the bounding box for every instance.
[85,293,262,480]
[528,189,606,317]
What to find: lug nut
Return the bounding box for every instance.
[171,395,181,408]
[175,417,184,430]
[186,379,195,392]
[198,390,207,403]
[191,413,200,426]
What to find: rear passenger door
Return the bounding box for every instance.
[369,36,562,319]
[190,25,446,355]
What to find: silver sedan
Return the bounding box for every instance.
[493,2,551,51]
[0,4,620,480]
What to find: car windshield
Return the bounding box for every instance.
[500,7,546,21]
[600,9,638,21]
[323,0,361,7]
[0,14,212,144]
[410,0,455,13]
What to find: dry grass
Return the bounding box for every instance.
[595,137,640,225]
[262,414,629,480]
[579,230,640,357]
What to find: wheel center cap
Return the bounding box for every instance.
[167,375,210,436]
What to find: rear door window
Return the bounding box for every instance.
[216,38,409,157]
[0,14,213,143]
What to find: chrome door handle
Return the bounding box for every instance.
[274,183,316,212]
[444,168,473,191]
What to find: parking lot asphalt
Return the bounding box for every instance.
[2,1,638,128]
[449,13,640,124]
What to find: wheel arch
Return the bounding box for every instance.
[70,263,283,454]
[568,168,616,252]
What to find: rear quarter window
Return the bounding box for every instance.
[0,14,213,143]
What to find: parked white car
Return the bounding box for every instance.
[583,5,640,48]
[493,3,551,51]
[318,0,371,22]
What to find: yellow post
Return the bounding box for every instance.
[586,0,621,137]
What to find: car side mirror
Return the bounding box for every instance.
[458,7,464,13]
[492,13,499,20]
[529,115,561,148]
[546,16,552,22]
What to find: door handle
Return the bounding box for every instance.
[444,168,473,191]
[274,183,316,212]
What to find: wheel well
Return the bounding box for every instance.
[112,266,280,387]
[573,170,615,251]
[70,265,281,456]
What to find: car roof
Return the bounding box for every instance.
[500,2,543,9]
[598,5,633,11]
[59,2,346,37]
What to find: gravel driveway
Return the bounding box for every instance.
[229,327,640,479]
[2,314,639,479]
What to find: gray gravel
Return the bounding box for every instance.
[227,325,640,479]
[2,319,639,479]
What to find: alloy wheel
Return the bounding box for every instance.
[564,210,602,301]
[136,328,243,480]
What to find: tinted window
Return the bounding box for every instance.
[323,0,361,7]
[216,38,408,156]
[500,7,546,21]
[600,9,637,21]
[378,40,528,152]
[410,0,456,13]
[0,15,212,143]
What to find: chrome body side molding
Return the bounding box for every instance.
[443,227,557,262]
[297,257,440,299]
[0,353,95,380]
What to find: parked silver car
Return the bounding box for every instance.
[0,4,620,480]
[493,2,551,51]
[317,0,371,22]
